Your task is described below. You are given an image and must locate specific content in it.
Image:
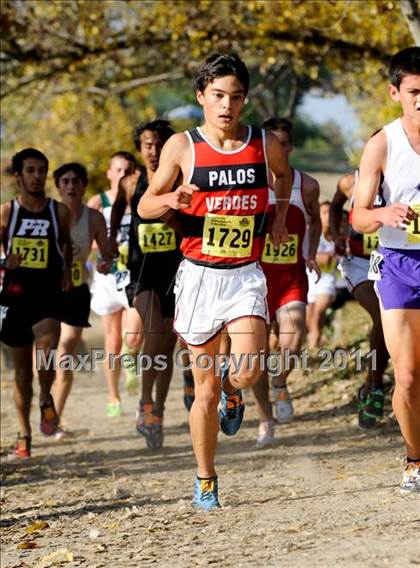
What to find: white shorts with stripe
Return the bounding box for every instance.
[174,259,268,346]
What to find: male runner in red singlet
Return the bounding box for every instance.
[138,54,292,509]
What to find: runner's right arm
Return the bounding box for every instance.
[138,134,198,219]
[90,208,114,273]
[110,172,139,245]
[0,202,21,268]
[353,132,417,232]
[330,173,353,253]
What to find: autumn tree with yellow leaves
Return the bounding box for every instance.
[1,0,416,194]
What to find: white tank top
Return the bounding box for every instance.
[380,118,420,249]
[268,169,311,259]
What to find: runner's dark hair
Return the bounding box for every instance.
[53,163,88,188]
[196,53,249,95]
[389,47,420,89]
[133,120,175,151]
[12,148,48,174]
[262,117,293,143]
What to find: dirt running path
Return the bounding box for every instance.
[1,304,419,568]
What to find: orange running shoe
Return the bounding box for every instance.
[40,397,59,436]
[8,435,31,460]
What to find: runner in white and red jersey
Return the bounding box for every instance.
[330,169,390,429]
[252,117,321,448]
[138,54,292,510]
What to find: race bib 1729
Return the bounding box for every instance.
[202,214,254,258]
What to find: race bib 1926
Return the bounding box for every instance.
[261,234,298,264]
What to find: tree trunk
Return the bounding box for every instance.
[400,0,420,45]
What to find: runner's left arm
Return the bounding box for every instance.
[266,131,293,247]
[57,202,73,292]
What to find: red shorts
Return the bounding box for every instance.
[262,263,308,321]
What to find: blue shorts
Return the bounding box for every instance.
[375,247,420,310]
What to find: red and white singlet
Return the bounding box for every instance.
[177,125,269,268]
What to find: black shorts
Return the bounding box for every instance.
[0,291,61,348]
[58,283,91,328]
[126,271,176,319]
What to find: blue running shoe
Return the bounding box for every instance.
[192,477,221,511]
[218,366,244,436]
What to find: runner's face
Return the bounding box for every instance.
[271,129,292,158]
[139,130,164,172]
[389,74,420,119]
[57,171,86,205]
[17,158,47,196]
[107,157,132,185]
[197,75,246,131]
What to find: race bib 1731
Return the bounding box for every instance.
[202,214,254,258]
[261,234,298,264]
[11,237,48,269]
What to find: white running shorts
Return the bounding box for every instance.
[307,269,336,304]
[174,259,269,346]
[338,255,369,293]
[90,271,129,316]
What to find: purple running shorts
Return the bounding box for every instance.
[374,247,420,310]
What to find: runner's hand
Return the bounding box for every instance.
[379,203,417,230]
[5,253,22,269]
[165,184,199,210]
[269,217,289,248]
[97,259,113,274]
[306,258,321,283]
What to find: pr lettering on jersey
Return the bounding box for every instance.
[205,195,258,212]
[16,219,50,237]
[208,168,256,188]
